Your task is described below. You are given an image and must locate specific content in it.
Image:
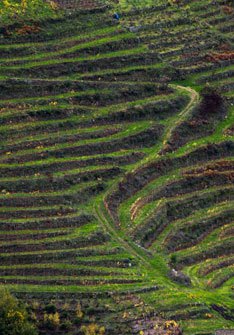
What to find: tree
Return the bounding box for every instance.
[0,288,38,335]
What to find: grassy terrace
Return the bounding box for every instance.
[0,0,233,334]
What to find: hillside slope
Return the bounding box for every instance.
[0,0,233,334]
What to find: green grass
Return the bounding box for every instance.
[0,0,233,333]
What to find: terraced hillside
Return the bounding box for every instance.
[0,0,233,334]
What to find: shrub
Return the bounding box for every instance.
[80,324,105,335]
[76,303,84,318]
[44,304,57,314]
[43,311,60,330]
[170,254,177,265]
[0,288,38,335]
[60,320,72,330]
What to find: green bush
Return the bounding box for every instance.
[60,320,72,331]
[170,254,177,265]
[44,304,57,314]
[43,311,60,330]
[0,288,38,335]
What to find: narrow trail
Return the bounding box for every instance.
[172,85,200,117]
[162,84,200,149]
[94,200,175,288]
[94,85,200,284]
[94,202,152,268]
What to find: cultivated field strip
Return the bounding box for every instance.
[0,0,233,334]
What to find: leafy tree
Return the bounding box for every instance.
[0,288,38,335]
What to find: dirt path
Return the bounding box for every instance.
[162,84,200,150]
[94,85,200,284]
[94,202,152,268]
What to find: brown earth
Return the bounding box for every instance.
[54,0,105,10]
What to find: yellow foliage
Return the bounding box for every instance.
[21,0,27,12]
[31,300,40,310]
[49,101,58,106]
[80,323,105,335]
[62,302,70,311]
[44,311,60,327]
[99,326,105,335]
[164,320,178,329]
[76,303,84,318]
[7,310,25,324]
[49,0,58,10]
[30,312,37,322]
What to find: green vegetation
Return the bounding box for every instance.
[0,0,233,334]
[0,0,59,26]
[0,288,38,335]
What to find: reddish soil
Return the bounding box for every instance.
[182,160,234,176]
[54,0,105,10]
[106,141,234,226]
[206,52,234,62]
